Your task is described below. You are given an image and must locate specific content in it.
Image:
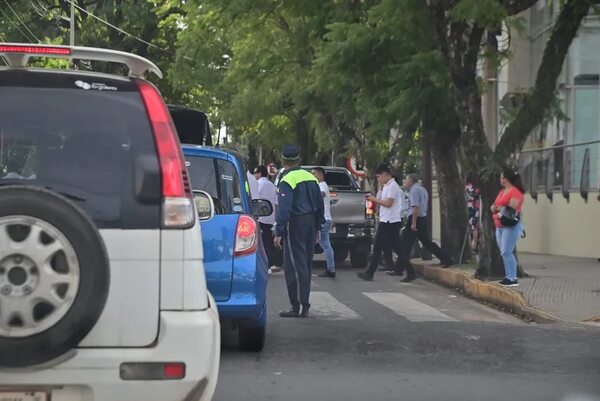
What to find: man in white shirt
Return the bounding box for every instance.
[311,167,336,278]
[246,169,259,200]
[358,163,405,281]
[253,165,279,268]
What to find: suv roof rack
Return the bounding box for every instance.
[0,43,162,78]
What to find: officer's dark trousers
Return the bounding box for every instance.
[396,216,452,277]
[283,214,316,311]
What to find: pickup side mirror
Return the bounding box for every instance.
[252,199,273,218]
[193,190,215,221]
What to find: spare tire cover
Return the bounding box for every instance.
[0,186,109,368]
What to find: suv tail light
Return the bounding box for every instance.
[365,199,375,219]
[235,215,258,257]
[137,80,194,229]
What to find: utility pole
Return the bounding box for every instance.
[69,1,75,46]
[421,135,433,261]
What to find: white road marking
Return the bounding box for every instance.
[309,291,360,320]
[363,292,458,322]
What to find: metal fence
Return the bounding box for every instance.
[516,139,600,202]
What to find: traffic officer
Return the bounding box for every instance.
[274,145,325,318]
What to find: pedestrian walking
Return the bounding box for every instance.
[465,172,481,254]
[311,167,336,278]
[274,145,325,318]
[491,169,525,287]
[357,163,406,281]
[254,165,279,269]
[393,173,455,282]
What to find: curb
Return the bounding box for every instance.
[411,261,562,324]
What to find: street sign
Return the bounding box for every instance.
[347,156,366,178]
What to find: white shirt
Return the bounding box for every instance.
[378,179,403,223]
[246,171,259,199]
[319,181,332,222]
[257,177,278,225]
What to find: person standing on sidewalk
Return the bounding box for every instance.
[274,145,325,318]
[312,167,336,278]
[465,172,481,254]
[357,163,405,281]
[393,173,455,282]
[491,169,525,287]
[254,165,279,270]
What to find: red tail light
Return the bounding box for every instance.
[365,199,375,219]
[0,44,71,56]
[137,80,194,228]
[235,215,258,257]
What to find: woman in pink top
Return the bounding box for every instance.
[490,169,525,287]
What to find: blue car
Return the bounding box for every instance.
[182,145,271,352]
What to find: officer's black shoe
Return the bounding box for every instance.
[357,272,373,281]
[400,275,417,283]
[279,308,300,318]
[318,271,336,278]
[300,304,310,318]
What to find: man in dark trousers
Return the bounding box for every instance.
[392,173,455,282]
[254,165,279,269]
[357,164,406,281]
[274,145,325,318]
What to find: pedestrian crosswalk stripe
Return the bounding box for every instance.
[309,291,360,320]
[363,292,458,322]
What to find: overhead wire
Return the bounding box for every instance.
[2,0,40,42]
[63,0,170,53]
[0,7,34,43]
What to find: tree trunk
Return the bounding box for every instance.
[431,134,469,263]
[476,178,505,277]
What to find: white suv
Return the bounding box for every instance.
[0,44,220,401]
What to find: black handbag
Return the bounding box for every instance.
[499,206,520,227]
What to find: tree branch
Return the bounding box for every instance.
[495,0,593,159]
[501,0,539,16]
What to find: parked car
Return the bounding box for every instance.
[0,44,220,401]
[276,166,375,267]
[177,142,272,352]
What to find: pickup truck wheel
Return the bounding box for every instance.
[0,186,109,368]
[238,325,266,352]
[350,249,370,268]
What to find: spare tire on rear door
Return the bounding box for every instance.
[0,186,109,368]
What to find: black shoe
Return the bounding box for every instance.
[319,271,336,278]
[300,304,310,318]
[400,275,416,283]
[442,257,456,268]
[357,272,373,281]
[499,278,519,287]
[279,308,300,318]
[385,271,404,277]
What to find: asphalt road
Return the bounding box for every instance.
[213,265,600,401]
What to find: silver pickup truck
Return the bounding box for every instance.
[276,166,375,267]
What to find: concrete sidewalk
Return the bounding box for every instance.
[412,253,600,324]
[516,253,600,323]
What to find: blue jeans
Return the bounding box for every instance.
[495,223,523,280]
[320,221,336,272]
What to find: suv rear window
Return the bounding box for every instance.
[0,71,161,229]
[185,155,243,214]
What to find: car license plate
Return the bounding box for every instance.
[329,225,336,234]
[0,392,47,401]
